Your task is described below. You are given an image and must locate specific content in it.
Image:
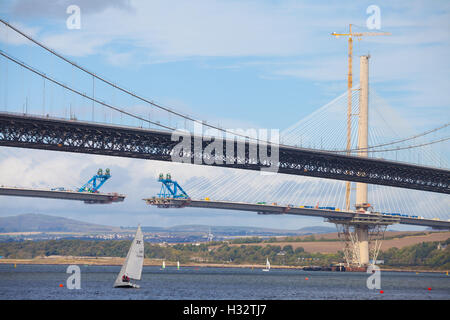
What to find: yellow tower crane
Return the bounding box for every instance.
[331,24,390,211]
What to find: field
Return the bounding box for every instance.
[225,231,450,254]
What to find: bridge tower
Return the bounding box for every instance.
[355,55,370,212]
[329,55,397,269]
[353,55,370,266]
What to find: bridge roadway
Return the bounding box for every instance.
[0,186,125,204]
[144,198,450,229]
[1,112,449,194]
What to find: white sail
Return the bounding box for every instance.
[177,261,180,269]
[262,258,270,271]
[114,225,144,287]
[162,260,165,269]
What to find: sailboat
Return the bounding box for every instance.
[114,225,144,288]
[161,260,166,270]
[262,258,270,272]
[177,261,180,270]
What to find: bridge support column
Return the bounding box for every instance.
[356,225,369,266]
[355,55,370,211]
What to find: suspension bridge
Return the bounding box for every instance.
[0,19,449,269]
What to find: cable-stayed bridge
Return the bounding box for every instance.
[0,19,449,268]
[0,185,125,204]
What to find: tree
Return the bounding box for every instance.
[294,247,305,254]
[282,245,294,254]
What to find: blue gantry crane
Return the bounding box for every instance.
[78,168,111,193]
[157,173,189,199]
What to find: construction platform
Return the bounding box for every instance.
[327,214,400,226]
[143,197,450,229]
[0,186,125,204]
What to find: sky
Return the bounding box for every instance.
[0,0,448,230]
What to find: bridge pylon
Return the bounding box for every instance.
[355,55,370,211]
[326,54,395,270]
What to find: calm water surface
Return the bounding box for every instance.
[0,264,449,300]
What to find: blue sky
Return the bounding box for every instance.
[0,0,448,230]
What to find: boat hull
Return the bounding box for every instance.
[114,283,140,289]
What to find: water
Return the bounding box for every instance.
[0,264,449,300]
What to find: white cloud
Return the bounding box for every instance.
[40,32,110,57]
[11,0,133,18]
[9,0,313,59]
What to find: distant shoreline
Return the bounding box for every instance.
[0,256,286,269]
[0,256,447,274]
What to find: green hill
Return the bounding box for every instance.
[0,213,120,233]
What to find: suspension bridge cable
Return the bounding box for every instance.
[0,18,271,144]
[0,49,175,130]
[363,136,450,153]
[331,122,450,153]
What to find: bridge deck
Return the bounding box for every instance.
[0,186,125,204]
[143,197,450,229]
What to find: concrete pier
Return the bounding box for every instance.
[355,225,370,265]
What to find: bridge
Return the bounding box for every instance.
[143,198,450,229]
[144,172,450,270]
[0,19,449,270]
